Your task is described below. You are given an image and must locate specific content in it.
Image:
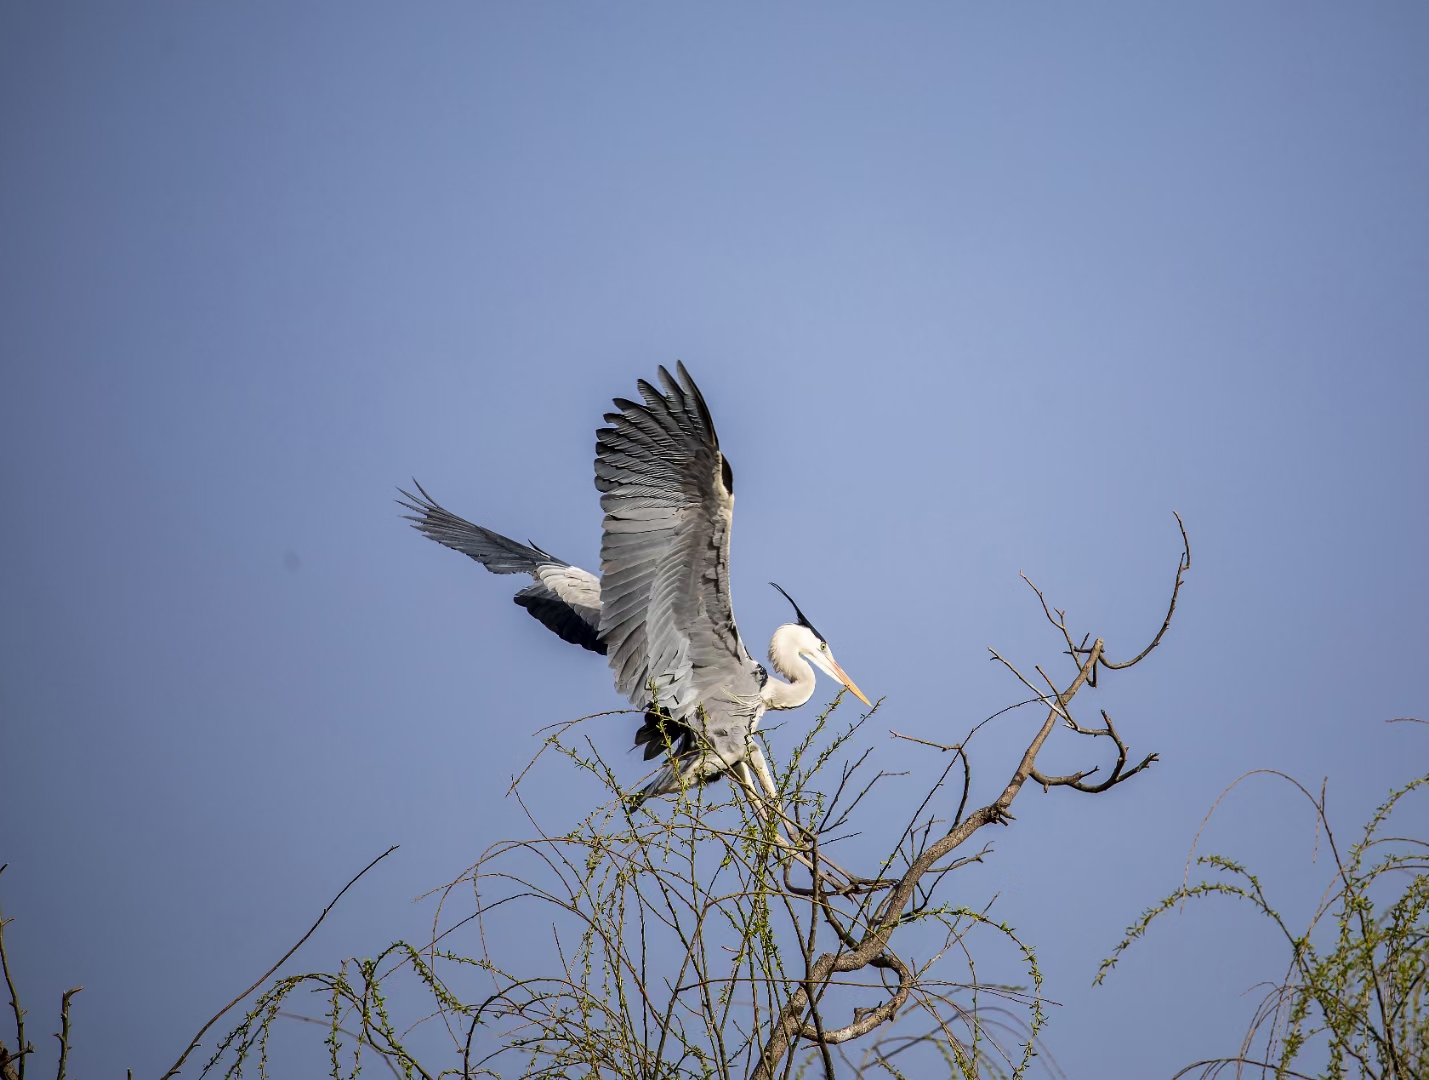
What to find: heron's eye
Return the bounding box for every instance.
[819,642,828,652]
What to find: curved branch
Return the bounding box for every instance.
[1100,512,1191,670]
[1029,710,1159,793]
[796,951,912,1045]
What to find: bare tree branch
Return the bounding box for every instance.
[1098,511,1190,670]
[52,990,79,1080]
[0,866,28,1080]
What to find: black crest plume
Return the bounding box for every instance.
[769,582,826,644]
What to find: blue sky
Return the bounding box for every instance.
[2,4,1426,1076]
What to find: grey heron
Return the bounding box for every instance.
[399,363,869,803]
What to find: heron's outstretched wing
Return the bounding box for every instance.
[595,364,762,746]
[398,482,605,654]
[513,565,604,653]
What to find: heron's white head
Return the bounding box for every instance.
[767,584,871,707]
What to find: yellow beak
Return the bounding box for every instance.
[828,658,872,707]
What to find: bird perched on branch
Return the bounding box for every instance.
[400,363,869,803]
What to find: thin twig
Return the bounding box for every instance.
[275,1012,404,1078]
[1099,511,1191,669]
[158,845,398,1080]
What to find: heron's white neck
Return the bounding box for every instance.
[762,624,818,710]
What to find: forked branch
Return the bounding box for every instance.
[751,517,1190,1077]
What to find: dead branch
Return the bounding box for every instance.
[1097,511,1190,670]
[0,866,27,1080]
[52,989,79,1080]
[1029,710,1159,794]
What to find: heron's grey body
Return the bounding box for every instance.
[400,364,866,802]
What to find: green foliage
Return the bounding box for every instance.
[1098,755,1429,1079]
[201,699,1049,1080]
[4,525,1180,1079]
[192,538,1187,1079]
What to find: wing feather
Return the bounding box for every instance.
[595,363,761,743]
[399,482,605,654]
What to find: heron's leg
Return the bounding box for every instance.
[733,759,783,832]
[731,761,821,871]
[731,760,767,820]
[741,749,865,892]
[737,748,857,891]
[745,747,804,842]
[747,745,781,802]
